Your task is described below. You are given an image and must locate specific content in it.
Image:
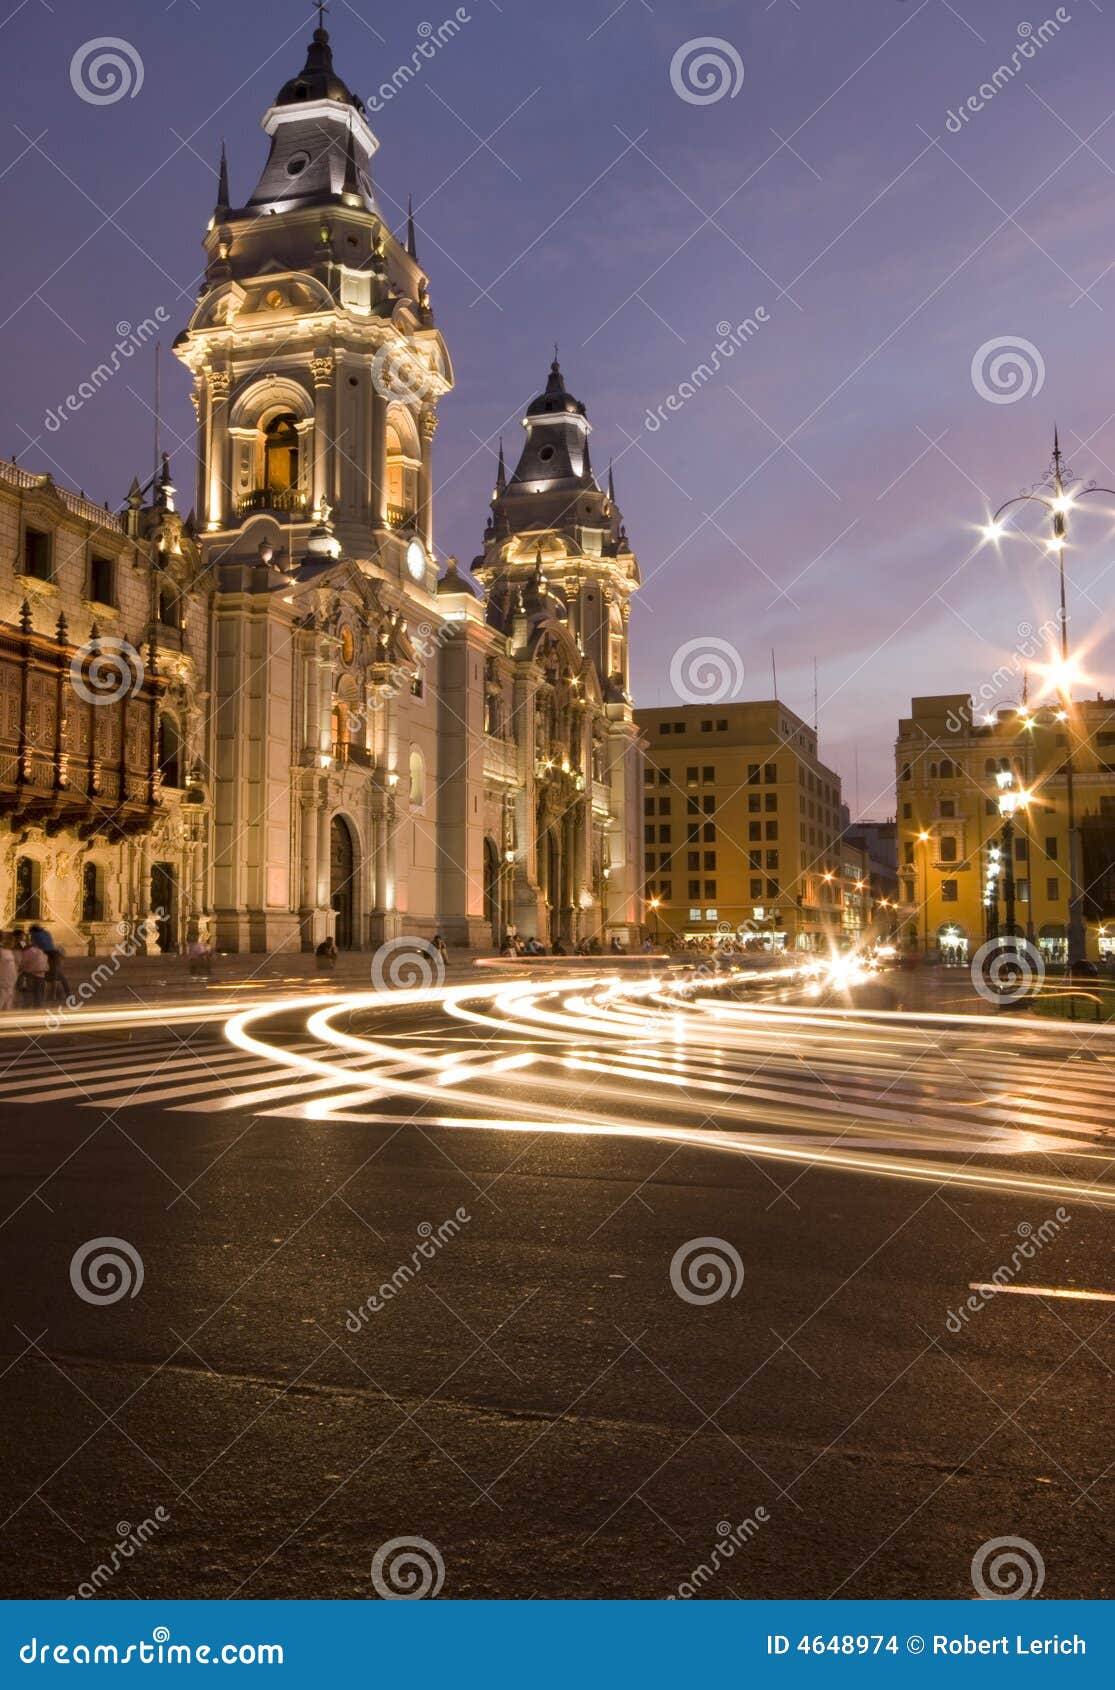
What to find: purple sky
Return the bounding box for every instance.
[4,0,1115,818]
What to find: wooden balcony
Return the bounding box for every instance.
[0,614,167,839]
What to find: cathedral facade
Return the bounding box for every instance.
[0,24,643,956]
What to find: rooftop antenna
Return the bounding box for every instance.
[812,657,818,732]
[770,648,778,701]
[854,746,861,820]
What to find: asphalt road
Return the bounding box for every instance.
[0,971,1111,1601]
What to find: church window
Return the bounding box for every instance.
[89,554,115,605]
[265,413,300,494]
[158,585,182,629]
[23,527,51,581]
[158,716,182,787]
[82,862,105,923]
[409,749,426,808]
[286,152,310,176]
[14,857,41,921]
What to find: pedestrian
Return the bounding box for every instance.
[432,932,449,963]
[29,922,71,1002]
[186,930,213,982]
[17,937,48,1008]
[0,935,17,1012]
[315,935,338,974]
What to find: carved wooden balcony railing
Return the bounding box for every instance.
[0,610,168,839]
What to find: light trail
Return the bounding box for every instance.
[215,973,1115,1210]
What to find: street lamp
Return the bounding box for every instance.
[993,769,1030,942]
[648,894,661,947]
[917,830,931,957]
[982,428,1107,966]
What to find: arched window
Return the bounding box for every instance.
[265,412,300,494]
[158,715,182,787]
[409,748,425,809]
[82,862,105,923]
[331,703,348,760]
[14,857,40,921]
[385,412,419,519]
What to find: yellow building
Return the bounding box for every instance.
[896,693,1115,963]
[636,701,846,950]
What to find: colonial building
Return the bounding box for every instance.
[0,22,643,955]
[636,700,845,951]
[896,693,1115,962]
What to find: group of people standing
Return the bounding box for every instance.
[0,925,71,1010]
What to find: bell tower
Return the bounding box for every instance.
[172,18,453,589]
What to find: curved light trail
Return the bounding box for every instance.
[221,972,1115,1211]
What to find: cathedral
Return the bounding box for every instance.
[0,23,643,956]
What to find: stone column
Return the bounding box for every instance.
[301,798,317,912]
[317,801,332,913]
[207,368,231,530]
[369,387,387,524]
[419,409,438,551]
[310,352,335,518]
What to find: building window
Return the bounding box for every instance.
[939,837,958,863]
[158,716,182,788]
[748,794,761,812]
[702,766,714,783]
[704,881,716,898]
[264,412,300,493]
[1015,837,1028,861]
[89,554,115,605]
[765,762,777,783]
[687,851,699,870]
[659,825,672,844]
[688,908,701,922]
[644,797,655,818]
[766,879,779,898]
[747,764,760,785]
[750,878,762,898]
[687,798,699,815]
[766,821,778,840]
[1046,877,1060,901]
[766,850,778,870]
[23,527,51,581]
[765,793,777,812]
[941,879,958,902]
[1045,837,1057,861]
[703,852,716,870]
[749,821,761,842]
[158,585,182,629]
[82,862,105,923]
[700,720,712,733]
[939,799,955,817]
[748,851,761,870]
[14,857,41,921]
[686,766,698,785]
[659,880,672,900]
[716,719,727,731]
[688,880,700,899]
[702,795,715,814]
[658,797,670,815]
[702,824,715,842]
[1017,878,1030,904]
[409,748,426,808]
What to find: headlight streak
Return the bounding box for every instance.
[215,977,1115,1210]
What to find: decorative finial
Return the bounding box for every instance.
[495,438,506,495]
[314,0,329,31]
[608,459,615,503]
[406,195,418,260]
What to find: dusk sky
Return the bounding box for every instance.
[4,0,1114,816]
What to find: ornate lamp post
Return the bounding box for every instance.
[983,430,1109,966]
[648,895,661,947]
[994,769,1029,941]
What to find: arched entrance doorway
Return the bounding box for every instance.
[151,862,178,954]
[329,816,357,950]
[483,838,502,943]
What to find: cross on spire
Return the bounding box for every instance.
[314,0,329,28]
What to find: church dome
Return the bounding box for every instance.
[275,27,366,115]
[525,358,586,419]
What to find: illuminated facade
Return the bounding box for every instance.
[637,701,845,951]
[0,24,644,954]
[896,693,1115,962]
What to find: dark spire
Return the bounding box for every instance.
[216,141,230,214]
[607,459,615,503]
[406,194,418,259]
[495,438,506,495]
